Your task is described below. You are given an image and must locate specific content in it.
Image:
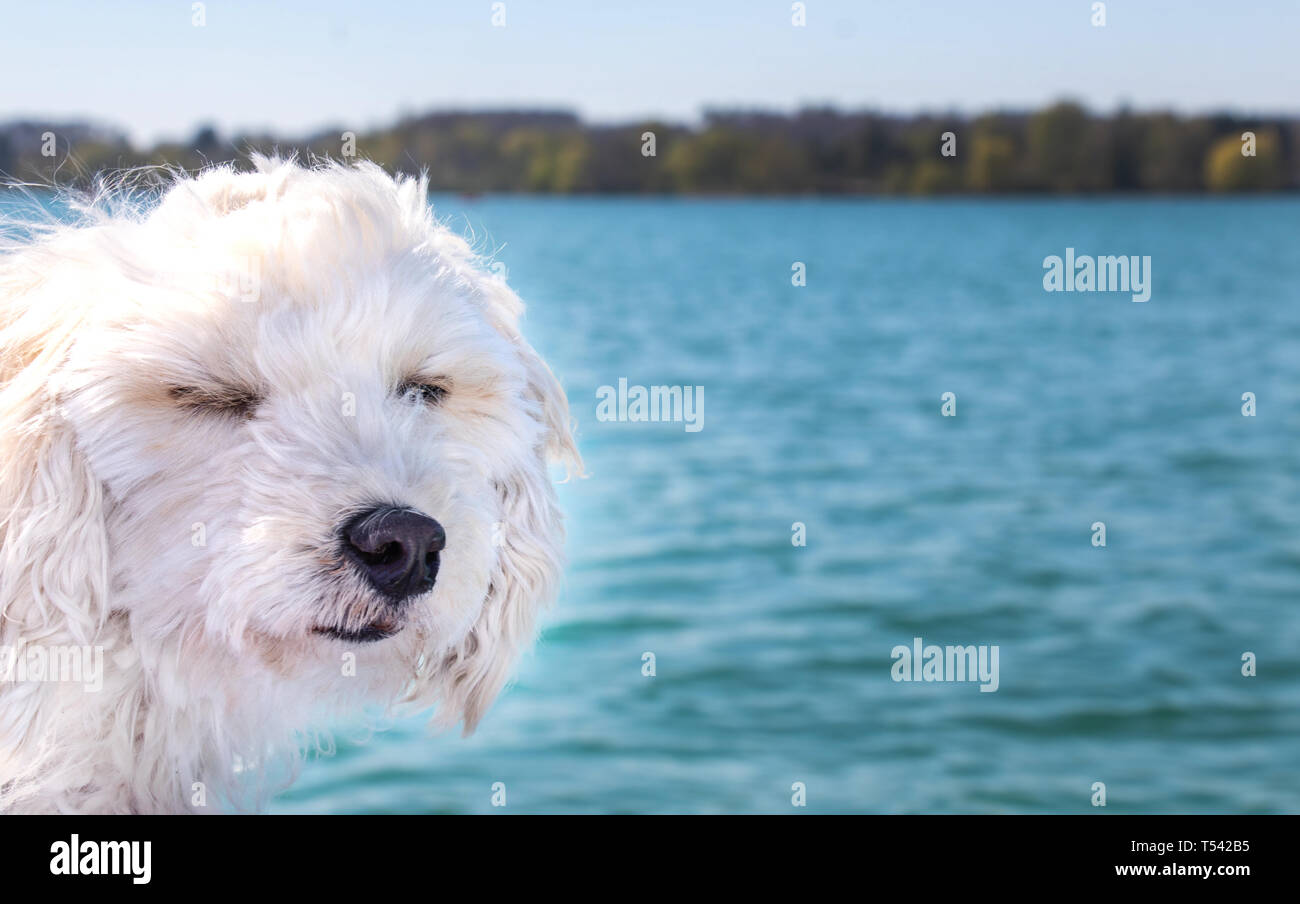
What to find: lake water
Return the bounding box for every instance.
[264,196,1300,814]
[12,192,1296,813]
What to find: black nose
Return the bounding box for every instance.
[341,506,446,604]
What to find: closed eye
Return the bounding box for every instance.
[396,379,450,406]
[167,383,262,419]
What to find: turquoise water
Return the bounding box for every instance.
[266,197,1300,814]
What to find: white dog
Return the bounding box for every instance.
[0,158,580,813]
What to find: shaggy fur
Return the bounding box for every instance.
[0,158,580,813]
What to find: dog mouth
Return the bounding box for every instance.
[312,613,405,643]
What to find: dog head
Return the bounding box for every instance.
[0,159,580,735]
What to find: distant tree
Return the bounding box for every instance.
[910,159,963,194]
[1107,107,1144,191]
[1138,114,1212,191]
[664,127,752,192]
[1028,101,1110,191]
[1205,130,1284,191]
[967,133,1019,193]
[191,125,221,154]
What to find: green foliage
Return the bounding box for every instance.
[1028,101,1111,191]
[2,106,1295,195]
[1205,130,1284,191]
[967,133,1020,193]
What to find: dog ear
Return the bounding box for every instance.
[0,306,110,646]
[473,274,583,477]
[435,339,581,733]
[436,462,566,734]
[429,281,582,731]
[519,336,583,478]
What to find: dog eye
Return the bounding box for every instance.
[397,379,449,406]
[168,384,261,419]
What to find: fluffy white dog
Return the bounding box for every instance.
[0,158,580,813]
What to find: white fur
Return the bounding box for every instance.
[0,158,580,813]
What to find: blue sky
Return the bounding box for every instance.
[3,0,1296,145]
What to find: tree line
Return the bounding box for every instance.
[0,102,1293,194]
